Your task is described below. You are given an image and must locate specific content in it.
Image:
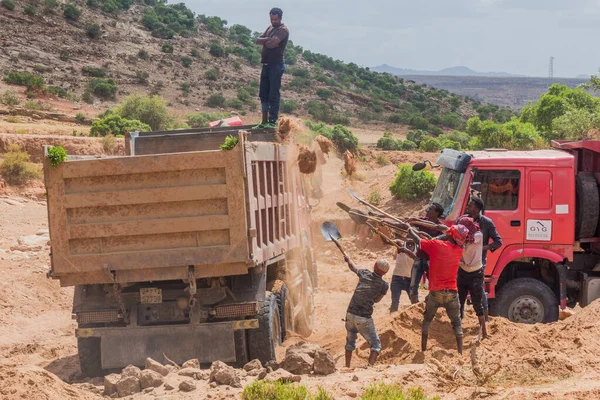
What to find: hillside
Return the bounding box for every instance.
[373,64,525,78]
[0,0,513,133]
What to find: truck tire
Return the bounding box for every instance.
[247,294,281,364]
[77,337,103,377]
[495,278,558,324]
[293,270,315,338]
[268,280,294,341]
[576,173,599,239]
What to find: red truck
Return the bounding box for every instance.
[423,139,600,324]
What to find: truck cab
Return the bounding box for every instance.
[427,142,600,324]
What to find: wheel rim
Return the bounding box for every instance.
[508,295,545,324]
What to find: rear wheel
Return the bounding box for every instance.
[268,280,294,341]
[576,173,599,239]
[495,278,558,324]
[247,294,281,364]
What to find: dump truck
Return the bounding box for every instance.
[421,139,600,324]
[43,125,317,375]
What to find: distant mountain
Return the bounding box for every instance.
[372,64,526,78]
[576,74,591,79]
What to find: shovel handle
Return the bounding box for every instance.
[330,236,348,258]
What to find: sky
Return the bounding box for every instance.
[185,0,600,78]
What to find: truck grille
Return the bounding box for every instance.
[76,310,121,324]
[214,302,258,319]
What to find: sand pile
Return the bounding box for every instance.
[297,144,317,174]
[315,135,333,155]
[343,150,356,176]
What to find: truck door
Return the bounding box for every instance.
[471,168,525,274]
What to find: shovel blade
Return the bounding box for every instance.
[346,188,362,202]
[336,202,352,213]
[321,221,342,241]
[349,209,369,225]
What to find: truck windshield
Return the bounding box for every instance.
[430,168,464,216]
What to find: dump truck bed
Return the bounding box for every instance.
[45,127,301,286]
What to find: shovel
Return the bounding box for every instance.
[321,222,348,258]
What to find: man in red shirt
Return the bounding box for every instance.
[408,224,468,354]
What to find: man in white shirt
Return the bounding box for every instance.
[456,216,488,339]
[390,241,416,312]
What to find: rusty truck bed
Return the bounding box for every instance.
[45,127,301,286]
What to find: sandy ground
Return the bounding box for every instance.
[2,122,600,399]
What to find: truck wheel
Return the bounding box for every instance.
[77,337,103,377]
[247,294,281,364]
[576,173,599,239]
[495,278,558,324]
[268,280,294,342]
[293,270,315,338]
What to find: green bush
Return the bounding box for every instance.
[3,71,44,90]
[220,135,238,151]
[1,0,15,10]
[115,94,172,131]
[206,93,226,108]
[242,380,334,400]
[316,88,333,100]
[63,4,82,21]
[75,112,86,123]
[330,124,359,154]
[406,130,431,146]
[377,136,401,150]
[1,90,20,106]
[409,115,430,130]
[402,140,417,150]
[59,49,70,61]
[47,146,68,168]
[24,4,36,15]
[439,139,461,150]
[180,82,191,95]
[198,15,227,36]
[43,0,58,14]
[288,68,310,78]
[388,112,410,124]
[0,145,41,185]
[46,86,67,98]
[362,383,438,400]
[209,42,226,57]
[90,114,150,137]
[138,49,150,60]
[180,56,193,68]
[86,78,117,99]
[161,43,173,53]
[438,131,471,149]
[228,98,244,110]
[390,164,437,200]
[82,66,107,77]
[420,138,441,152]
[281,100,297,114]
[237,88,251,102]
[205,69,219,81]
[368,189,382,205]
[186,111,229,128]
[135,70,149,84]
[101,0,118,13]
[85,23,102,39]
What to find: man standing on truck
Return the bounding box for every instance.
[407,224,468,354]
[465,197,502,321]
[254,7,289,129]
[344,256,390,367]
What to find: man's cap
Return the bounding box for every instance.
[374,259,390,274]
[448,224,469,246]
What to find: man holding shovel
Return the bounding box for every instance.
[343,255,390,367]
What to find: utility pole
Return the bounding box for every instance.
[549,56,554,80]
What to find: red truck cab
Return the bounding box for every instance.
[427,141,600,323]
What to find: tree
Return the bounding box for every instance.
[63,4,81,21]
[115,94,172,131]
[389,165,436,200]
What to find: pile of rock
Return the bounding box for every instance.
[279,342,336,376]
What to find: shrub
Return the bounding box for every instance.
[101,0,118,13]
[438,131,471,149]
[220,135,238,151]
[209,42,225,57]
[59,49,70,61]
[206,93,226,108]
[402,140,417,150]
[289,68,310,78]
[316,88,333,100]
[390,164,437,200]
[228,98,244,110]
[1,90,20,106]
[24,100,48,110]
[85,23,101,39]
[377,136,400,150]
[362,383,436,400]
[0,145,41,185]
[75,112,86,123]
[138,49,150,60]
[368,189,382,205]
[205,69,219,81]
[81,66,107,77]
[24,4,36,15]
[1,0,15,11]
[47,146,67,168]
[90,114,150,136]
[236,88,251,102]
[406,130,431,146]
[186,112,229,128]
[180,82,191,94]
[233,61,241,70]
[281,100,297,114]
[376,154,390,166]
[409,115,429,130]
[190,49,200,58]
[439,139,461,150]
[135,70,149,84]
[180,56,193,68]
[86,78,117,99]
[3,71,44,90]
[46,86,67,98]
[330,124,359,154]
[420,138,441,152]
[63,4,82,21]
[242,380,334,400]
[115,94,172,131]
[43,0,58,14]
[100,134,119,154]
[161,43,173,53]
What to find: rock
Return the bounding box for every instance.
[247,366,266,377]
[116,376,141,397]
[139,370,164,389]
[3,199,23,207]
[179,380,197,392]
[145,357,170,376]
[257,369,267,380]
[265,360,280,371]
[165,365,178,373]
[347,391,358,398]
[178,367,203,379]
[209,360,241,388]
[352,375,359,382]
[35,228,49,236]
[121,365,142,379]
[103,374,120,396]
[313,349,336,375]
[73,383,102,395]
[210,382,218,388]
[267,369,301,383]
[281,349,314,375]
[243,359,263,372]
[143,387,154,394]
[164,382,175,391]
[10,235,48,252]
[182,358,200,369]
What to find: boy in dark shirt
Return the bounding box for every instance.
[344,256,390,367]
[254,7,289,128]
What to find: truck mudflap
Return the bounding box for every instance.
[76,320,258,369]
